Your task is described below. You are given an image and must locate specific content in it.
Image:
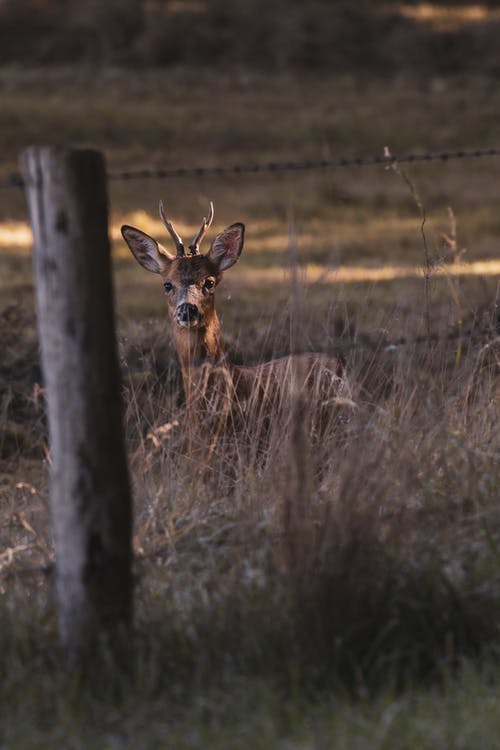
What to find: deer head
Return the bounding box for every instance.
[121,202,244,330]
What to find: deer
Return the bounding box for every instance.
[121,203,349,453]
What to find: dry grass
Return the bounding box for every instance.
[0,66,500,746]
[1,288,499,746]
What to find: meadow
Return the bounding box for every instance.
[0,67,499,748]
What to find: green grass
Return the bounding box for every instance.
[3,658,500,748]
[2,68,500,199]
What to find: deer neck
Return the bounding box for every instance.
[172,312,225,400]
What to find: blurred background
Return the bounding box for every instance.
[2,1,500,325]
[1,1,500,73]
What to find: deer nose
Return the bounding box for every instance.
[175,302,201,327]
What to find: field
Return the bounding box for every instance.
[1,67,500,748]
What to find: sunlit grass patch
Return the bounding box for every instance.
[398,3,500,32]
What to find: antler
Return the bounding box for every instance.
[159,200,185,257]
[189,202,214,255]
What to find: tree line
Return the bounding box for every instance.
[1,0,500,75]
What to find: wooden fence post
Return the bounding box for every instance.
[21,147,132,661]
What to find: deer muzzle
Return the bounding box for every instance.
[175,302,201,328]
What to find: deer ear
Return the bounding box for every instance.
[207,222,244,272]
[121,225,175,274]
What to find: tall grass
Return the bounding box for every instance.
[122,306,499,680]
[0,273,499,745]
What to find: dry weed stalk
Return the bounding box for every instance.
[439,206,468,366]
[384,146,433,339]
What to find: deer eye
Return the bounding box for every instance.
[163,281,174,293]
[204,277,215,291]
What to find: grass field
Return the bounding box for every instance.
[0,67,499,748]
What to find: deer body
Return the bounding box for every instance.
[122,204,345,435]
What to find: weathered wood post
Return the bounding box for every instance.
[21,147,132,661]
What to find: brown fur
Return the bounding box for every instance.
[121,211,347,437]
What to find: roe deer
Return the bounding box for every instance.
[121,203,348,444]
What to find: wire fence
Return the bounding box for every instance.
[2,145,499,350]
[3,147,500,189]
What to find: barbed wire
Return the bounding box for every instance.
[2,145,499,351]
[3,147,500,189]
